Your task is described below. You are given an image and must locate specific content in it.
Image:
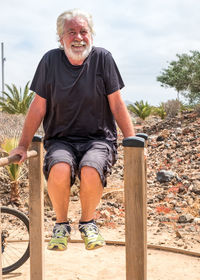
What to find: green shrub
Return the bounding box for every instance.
[128,100,152,120]
[1,137,22,204]
[152,103,166,119]
[0,81,34,115]
[195,103,200,116]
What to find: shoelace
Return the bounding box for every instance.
[53,225,69,238]
[79,223,99,237]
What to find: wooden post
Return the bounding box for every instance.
[29,135,44,280]
[0,150,37,279]
[123,136,147,280]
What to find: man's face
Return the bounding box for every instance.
[60,16,93,65]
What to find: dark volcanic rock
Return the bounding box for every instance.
[156,136,165,142]
[178,214,194,224]
[190,185,200,195]
[156,170,175,183]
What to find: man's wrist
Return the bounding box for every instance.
[18,144,28,151]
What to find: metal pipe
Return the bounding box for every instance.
[1,42,5,97]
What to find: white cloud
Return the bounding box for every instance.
[1,0,200,105]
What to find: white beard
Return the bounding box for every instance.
[65,40,92,63]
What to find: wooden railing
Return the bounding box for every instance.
[0,135,44,280]
[0,134,148,280]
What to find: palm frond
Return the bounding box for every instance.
[128,100,152,120]
[1,137,22,181]
[0,82,34,115]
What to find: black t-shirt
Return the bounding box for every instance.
[30,47,124,147]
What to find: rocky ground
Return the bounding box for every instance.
[143,111,200,251]
[0,110,200,253]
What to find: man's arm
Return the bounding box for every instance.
[108,90,135,138]
[10,94,46,163]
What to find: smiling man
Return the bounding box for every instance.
[60,15,93,65]
[10,9,135,251]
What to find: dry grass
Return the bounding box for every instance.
[0,112,44,205]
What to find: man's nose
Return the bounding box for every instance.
[75,32,82,40]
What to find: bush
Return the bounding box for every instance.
[128,100,152,120]
[0,82,34,115]
[194,103,200,116]
[152,103,166,119]
[163,99,181,118]
[1,136,22,204]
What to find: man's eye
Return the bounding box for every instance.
[81,30,87,35]
[69,31,75,35]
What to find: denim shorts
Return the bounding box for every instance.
[43,139,117,187]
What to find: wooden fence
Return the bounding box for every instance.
[0,134,147,280]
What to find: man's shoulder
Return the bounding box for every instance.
[42,48,63,61]
[92,46,111,56]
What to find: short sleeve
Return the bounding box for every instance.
[30,54,48,99]
[104,52,125,95]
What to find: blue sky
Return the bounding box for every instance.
[1,0,200,105]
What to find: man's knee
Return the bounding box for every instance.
[48,162,71,183]
[81,166,99,180]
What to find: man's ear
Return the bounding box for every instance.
[60,37,64,46]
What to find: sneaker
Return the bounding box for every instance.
[79,222,105,250]
[47,223,71,251]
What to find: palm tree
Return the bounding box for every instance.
[128,100,152,120]
[152,103,167,119]
[0,81,34,114]
[1,137,23,204]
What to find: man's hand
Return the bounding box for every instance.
[9,146,27,164]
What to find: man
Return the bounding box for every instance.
[10,8,135,251]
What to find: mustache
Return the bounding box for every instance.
[71,41,86,47]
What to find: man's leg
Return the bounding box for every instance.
[79,166,105,249]
[47,162,72,251]
[48,162,71,223]
[77,138,116,250]
[43,141,77,250]
[80,166,103,222]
